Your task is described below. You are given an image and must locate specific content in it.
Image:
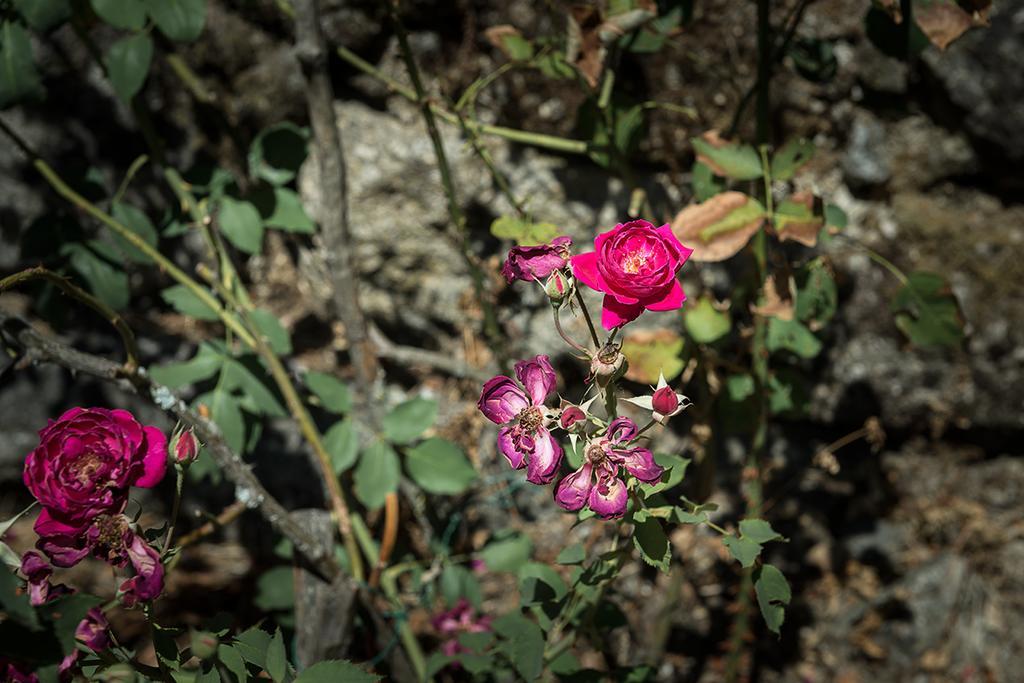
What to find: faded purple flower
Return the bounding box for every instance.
[75,607,110,651]
[477,355,564,484]
[555,417,663,519]
[501,236,572,284]
[19,550,70,606]
[0,660,38,683]
[432,599,492,658]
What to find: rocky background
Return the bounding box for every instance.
[1,0,1022,681]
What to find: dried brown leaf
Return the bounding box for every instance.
[774,191,824,247]
[672,191,765,262]
[914,2,973,50]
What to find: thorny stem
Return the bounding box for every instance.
[574,288,602,348]
[387,0,502,348]
[198,264,365,582]
[162,463,185,552]
[553,305,590,356]
[0,266,139,371]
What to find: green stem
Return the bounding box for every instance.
[553,305,590,356]
[380,563,429,682]
[162,463,185,552]
[573,288,601,348]
[0,266,140,370]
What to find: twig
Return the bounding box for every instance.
[368,324,492,381]
[0,309,344,584]
[0,266,139,371]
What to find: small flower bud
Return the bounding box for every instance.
[544,271,572,306]
[651,386,679,415]
[190,630,219,660]
[170,426,200,466]
[559,405,586,431]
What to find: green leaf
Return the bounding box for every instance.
[13,0,71,31]
[457,631,493,654]
[253,186,316,233]
[796,258,837,326]
[42,594,103,652]
[493,613,545,682]
[404,437,477,495]
[773,195,824,246]
[324,418,359,474]
[767,369,809,416]
[0,22,43,108]
[150,345,223,387]
[754,564,791,635]
[194,389,244,452]
[233,627,271,669]
[110,202,159,262]
[824,203,847,230]
[891,271,964,348]
[770,138,814,181]
[489,216,560,246]
[0,567,39,630]
[354,439,400,509]
[146,0,206,42]
[249,123,309,185]
[304,371,352,413]
[64,242,130,310]
[221,357,286,417]
[265,627,287,683]
[535,53,575,79]
[217,644,249,683]
[480,531,532,573]
[623,5,683,53]
[726,374,755,402]
[738,519,785,544]
[692,137,763,180]
[381,397,437,444]
[766,318,822,358]
[620,329,685,384]
[639,452,689,496]
[556,543,585,565]
[722,535,762,568]
[218,197,264,254]
[691,161,723,202]
[90,0,146,29]
[632,516,671,573]
[295,660,380,683]
[440,564,482,608]
[249,308,291,354]
[255,567,294,612]
[161,283,220,320]
[497,34,534,61]
[105,33,152,102]
[518,562,568,605]
[684,296,731,344]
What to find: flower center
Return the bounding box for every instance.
[585,442,607,465]
[70,452,104,485]
[621,250,648,274]
[93,515,127,550]
[516,406,544,433]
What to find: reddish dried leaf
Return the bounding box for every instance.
[914,2,973,50]
[568,5,605,88]
[672,191,765,262]
[773,192,824,248]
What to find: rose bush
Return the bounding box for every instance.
[571,220,693,329]
[23,407,167,534]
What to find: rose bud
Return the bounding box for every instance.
[170,426,200,466]
[544,271,573,306]
[651,386,680,416]
[559,404,587,431]
[590,344,626,386]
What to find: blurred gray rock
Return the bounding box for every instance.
[842,111,891,187]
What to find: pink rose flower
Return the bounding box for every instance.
[431,599,492,658]
[555,417,663,519]
[571,220,693,329]
[23,408,167,532]
[477,355,564,484]
[501,236,572,283]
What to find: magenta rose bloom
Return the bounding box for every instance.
[555,417,663,519]
[477,355,564,484]
[571,220,693,329]
[24,408,167,531]
[501,236,572,283]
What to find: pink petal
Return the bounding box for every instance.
[570,252,606,293]
[615,447,664,483]
[655,223,693,263]
[478,376,529,424]
[555,463,593,511]
[526,428,563,485]
[514,355,556,406]
[588,474,628,519]
[119,534,164,605]
[134,426,168,488]
[497,427,526,469]
[600,295,644,330]
[607,417,639,444]
[644,280,687,312]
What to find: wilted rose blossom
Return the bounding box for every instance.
[431,599,492,658]
[501,236,572,283]
[23,408,167,533]
[571,220,693,329]
[0,660,38,683]
[555,417,663,519]
[477,355,564,484]
[75,608,110,651]
[20,550,71,606]
[36,513,164,605]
